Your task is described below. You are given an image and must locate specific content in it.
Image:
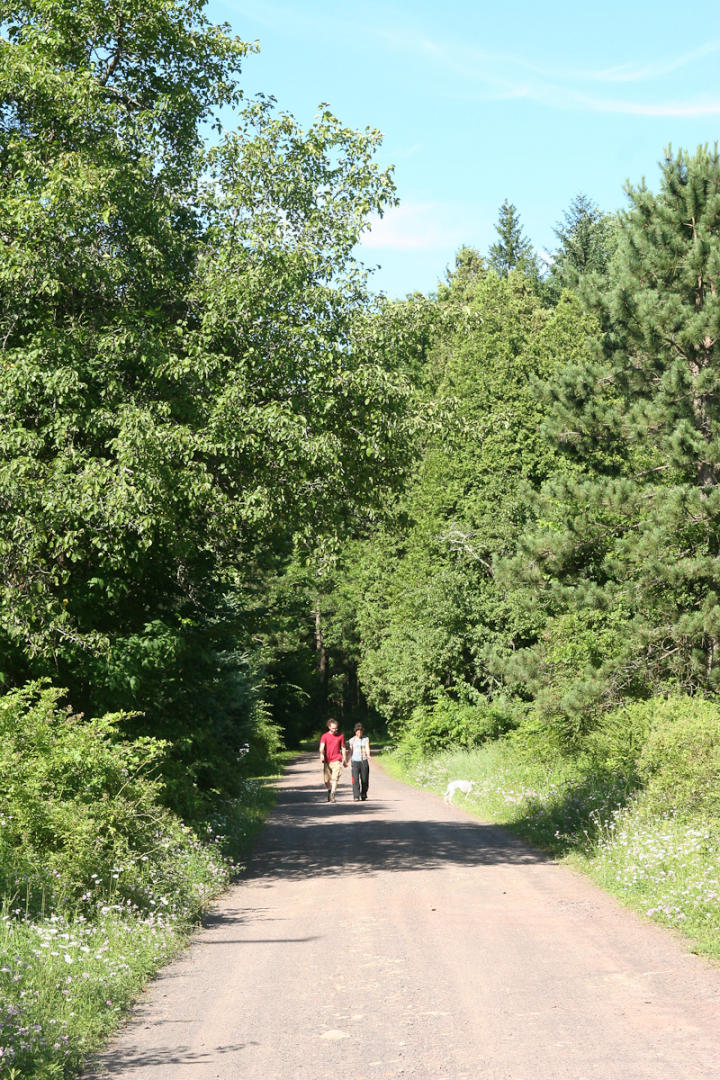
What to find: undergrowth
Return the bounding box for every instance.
[0,683,281,1079]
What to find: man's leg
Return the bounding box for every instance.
[330,760,341,801]
[323,762,332,800]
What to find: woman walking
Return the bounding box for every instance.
[348,722,371,801]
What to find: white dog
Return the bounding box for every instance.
[444,779,475,804]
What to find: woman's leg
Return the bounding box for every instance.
[360,760,369,799]
[351,759,361,799]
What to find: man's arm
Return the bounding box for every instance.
[319,734,326,761]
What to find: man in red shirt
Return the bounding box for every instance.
[319,718,347,802]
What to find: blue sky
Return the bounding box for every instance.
[208,0,720,297]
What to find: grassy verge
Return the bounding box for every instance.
[0,765,283,1080]
[208,756,288,864]
[384,743,720,963]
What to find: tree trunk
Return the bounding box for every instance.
[314,598,329,716]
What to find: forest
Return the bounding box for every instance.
[2,1,720,1075]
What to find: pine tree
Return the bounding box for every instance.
[437,245,487,304]
[488,200,539,279]
[549,193,616,292]
[511,146,720,720]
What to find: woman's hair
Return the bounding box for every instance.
[354,722,364,732]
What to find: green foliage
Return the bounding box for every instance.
[505,606,647,742]
[487,199,540,281]
[87,612,283,819]
[0,65,406,662]
[0,0,420,789]
[504,145,720,739]
[345,280,598,738]
[329,146,720,769]
[437,245,487,304]
[248,293,439,744]
[0,680,222,917]
[586,694,720,817]
[586,699,660,777]
[548,193,617,294]
[637,698,720,819]
[395,691,517,763]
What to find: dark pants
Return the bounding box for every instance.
[351,759,369,800]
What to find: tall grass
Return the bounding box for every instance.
[0,909,183,1079]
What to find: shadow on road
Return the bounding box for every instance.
[240,758,548,885]
[89,1042,256,1077]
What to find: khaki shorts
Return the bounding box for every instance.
[323,760,343,785]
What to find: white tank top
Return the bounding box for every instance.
[350,736,369,761]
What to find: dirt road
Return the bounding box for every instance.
[86,755,720,1080]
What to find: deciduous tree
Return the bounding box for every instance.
[0,0,415,791]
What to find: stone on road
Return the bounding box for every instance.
[85,755,720,1080]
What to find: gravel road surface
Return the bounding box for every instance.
[85,754,720,1080]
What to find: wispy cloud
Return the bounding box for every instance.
[226,3,720,119]
[574,94,720,117]
[394,142,424,161]
[582,41,720,83]
[374,28,720,117]
[377,27,720,85]
[360,202,471,253]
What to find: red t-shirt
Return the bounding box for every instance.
[320,731,345,762]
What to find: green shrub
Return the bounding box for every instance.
[395,691,515,763]
[585,698,659,778]
[585,695,720,818]
[518,607,647,746]
[91,629,284,823]
[0,681,228,919]
[508,710,570,763]
[636,698,720,819]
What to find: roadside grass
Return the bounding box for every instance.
[209,759,287,864]
[0,908,186,1080]
[383,743,720,963]
[0,769,283,1080]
